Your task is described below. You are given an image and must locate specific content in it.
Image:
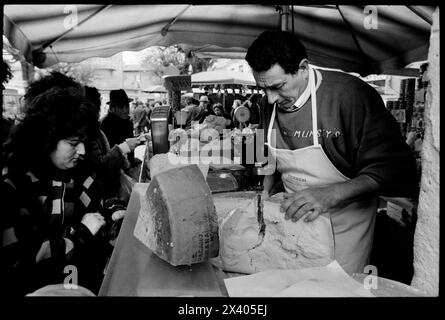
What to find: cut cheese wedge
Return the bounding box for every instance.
[134,165,219,266]
[213,192,334,274]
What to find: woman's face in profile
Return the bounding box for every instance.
[50,137,86,170]
[214,108,223,116]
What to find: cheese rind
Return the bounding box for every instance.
[134,165,219,266]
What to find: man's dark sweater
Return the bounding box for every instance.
[259,69,419,199]
[100,112,134,148]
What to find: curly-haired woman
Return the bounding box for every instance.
[0,86,115,295]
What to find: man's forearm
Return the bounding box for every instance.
[335,174,379,207]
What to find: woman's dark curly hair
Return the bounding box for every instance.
[24,71,82,104]
[245,30,307,74]
[6,86,98,175]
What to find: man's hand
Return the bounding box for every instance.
[280,175,379,223]
[125,137,142,152]
[81,212,106,235]
[281,185,340,223]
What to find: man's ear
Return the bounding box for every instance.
[299,59,309,70]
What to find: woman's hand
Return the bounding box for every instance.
[111,210,126,221]
[81,212,106,235]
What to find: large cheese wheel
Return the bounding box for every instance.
[134,165,219,266]
[213,192,334,274]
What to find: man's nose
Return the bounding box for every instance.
[266,90,279,105]
[76,142,86,155]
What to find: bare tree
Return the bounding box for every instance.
[140,46,185,84]
[48,62,96,85]
[140,45,214,83]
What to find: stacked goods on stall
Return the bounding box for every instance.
[386,76,423,139]
[410,63,428,182]
[401,78,416,134]
[389,78,416,137]
[412,78,426,133]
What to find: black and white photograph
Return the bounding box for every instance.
[1,3,440,315]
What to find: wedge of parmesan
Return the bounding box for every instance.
[213,192,334,274]
[134,165,219,266]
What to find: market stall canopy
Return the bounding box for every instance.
[3,4,436,76]
[191,70,256,87]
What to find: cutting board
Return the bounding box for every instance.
[99,183,227,296]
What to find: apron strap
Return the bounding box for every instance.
[267,67,319,148]
[309,67,319,147]
[267,103,277,148]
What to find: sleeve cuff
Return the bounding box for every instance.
[69,223,95,246]
[118,142,131,154]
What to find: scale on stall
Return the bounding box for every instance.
[233,104,251,129]
[150,105,172,155]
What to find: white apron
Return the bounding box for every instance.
[266,67,378,274]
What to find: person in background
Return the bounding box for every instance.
[131,104,150,136]
[101,89,134,147]
[183,96,210,127]
[101,89,146,184]
[246,94,261,129]
[199,95,215,117]
[144,101,152,120]
[230,99,243,128]
[245,30,418,275]
[212,102,230,120]
[84,86,140,201]
[190,95,211,124]
[0,86,124,296]
[212,102,232,128]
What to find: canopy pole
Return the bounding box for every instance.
[161,5,192,36]
[41,5,112,50]
[407,6,433,25]
[291,5,295,33]
[279,5,290,31]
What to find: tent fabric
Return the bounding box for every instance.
[191,70,256,86]
[3,5,436,76]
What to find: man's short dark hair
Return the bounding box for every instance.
[245,30,307,74]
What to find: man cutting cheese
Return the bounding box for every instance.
[245,31,418,274]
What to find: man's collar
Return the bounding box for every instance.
[283,68,323,112]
